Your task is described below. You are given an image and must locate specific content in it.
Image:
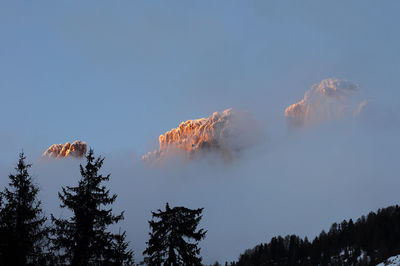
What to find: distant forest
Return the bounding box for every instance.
[229,205,400,266]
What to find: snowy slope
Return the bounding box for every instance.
[376,254,400,266]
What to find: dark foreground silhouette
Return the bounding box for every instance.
[231,205,400,266]
[0,151,206,266]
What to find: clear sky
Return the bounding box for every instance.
[1,1,400,264]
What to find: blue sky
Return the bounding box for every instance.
[1,1,399,157]
[1,1,400,264]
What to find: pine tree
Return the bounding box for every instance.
[143,203,206,266]
[0,152,48,266]
[51,149,133,266]
[104,230,134,266]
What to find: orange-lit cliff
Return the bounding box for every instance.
[43,140,87,158]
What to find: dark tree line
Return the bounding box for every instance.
[0,150,206,266]
[232,205,400,266]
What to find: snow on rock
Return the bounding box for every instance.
[376,254,400,266]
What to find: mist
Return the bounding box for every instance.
[0,105,392,264]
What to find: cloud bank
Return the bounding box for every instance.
[30,122,400,265]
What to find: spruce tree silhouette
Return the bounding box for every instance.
[0,152,48,266]
[143,203,206,266]
[51,149,133,266]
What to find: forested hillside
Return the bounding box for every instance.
[232,205,400,266]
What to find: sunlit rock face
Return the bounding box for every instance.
[143,108,253,161]
[285,78,359,127]
[43,140,87,158]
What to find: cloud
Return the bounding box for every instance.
[143,109,261,162]
[285,78,359,127]
[4,98,398,265]
[42,140,87,159]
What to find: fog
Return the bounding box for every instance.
[0,105,396,264]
